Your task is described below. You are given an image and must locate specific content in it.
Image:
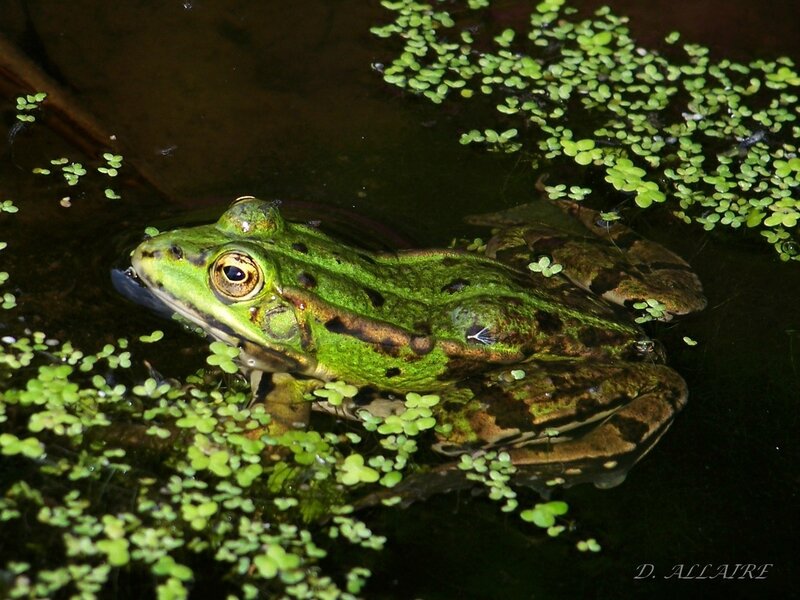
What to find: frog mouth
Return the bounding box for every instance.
[119,264,243,347]
[118,265,311,376]
[112,266,177,321]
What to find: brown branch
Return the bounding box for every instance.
[0,33,173,199]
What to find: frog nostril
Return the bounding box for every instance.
[169,245,183,260]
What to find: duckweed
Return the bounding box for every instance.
[375,0,800,261]
[339,454,381,486]
[0,334,400,597]
[1,199,18,214]
[312,380,359,406]
[577,538,602,552]
[520,500,569,529]
[139,329,165,343]
[206,340,240,374]
[15,92,46,122]
[633,298,669,323]
[528,256,564,278]
[458,451,520,513]
[21,115,124,202]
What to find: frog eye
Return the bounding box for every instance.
[210,251,263,300]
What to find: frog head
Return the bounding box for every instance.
[131,197,313,375]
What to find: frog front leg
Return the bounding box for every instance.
[248,370,319,436]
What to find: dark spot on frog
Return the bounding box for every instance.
[662,382,686,410]
[378,338,402,358]
[441,278,470,294]
[291,242,308,254]
[535,310,563,334]
[187,250,209,267]
[578,326,624,348]
[297,272,317,288]
[169,245,183,260]
[575,396,604,420]
[610,413,650,444]
[441,399,465,413]
[325,317,407,357]
[589,268,624,295]
[493,247,531,268]
[364,287,385,307]
[351,386,381,406]
[385,367,401,378]
[324,316,347,334]
[612,231,640,250]
[252,371,274,402]
[526,234,567,254]
[413,321,432,335]
[484,386,538,430]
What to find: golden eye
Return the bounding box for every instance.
[210,251,263,300]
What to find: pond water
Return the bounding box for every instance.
[1,1,798,598]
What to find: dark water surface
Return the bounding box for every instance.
[1,1,798,598]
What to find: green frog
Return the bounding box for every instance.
[129,195,705,487]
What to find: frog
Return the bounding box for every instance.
[128,195,705,488]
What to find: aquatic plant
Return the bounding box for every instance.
[373,0,800,261]
[0,330,575,598]
[0,334,382,598]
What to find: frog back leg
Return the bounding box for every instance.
[474,200,706,318]
[506,366,686,489]
[555,199,706,315]
[433,359,688,488]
